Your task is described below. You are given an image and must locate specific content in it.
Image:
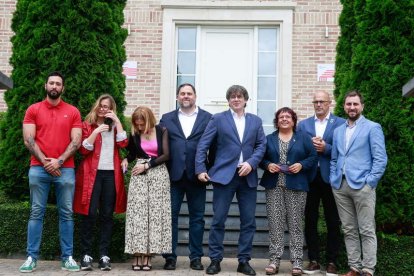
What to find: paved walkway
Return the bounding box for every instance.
[0,257,326,276]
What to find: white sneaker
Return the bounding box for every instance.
[80,254,93,271]
[19,256,37,273]
[61,256,80,272]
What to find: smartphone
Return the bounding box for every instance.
[104,117,113,125]
[278,164,292,174]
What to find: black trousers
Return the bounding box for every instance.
[80,170,116,257]
[304,169,341,264]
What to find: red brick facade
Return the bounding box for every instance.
[0,0,342,119]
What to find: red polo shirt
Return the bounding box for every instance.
[23,99,82,167]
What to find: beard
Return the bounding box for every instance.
[347,111,361,121]
[47,89,62,100]
[179,100,195,109]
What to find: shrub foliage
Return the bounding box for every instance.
[335,0,414,232]
[0,203,127,261]
[0,0,128,200]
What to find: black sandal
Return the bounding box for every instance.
[142,255,152,271]
[132,256,142,271]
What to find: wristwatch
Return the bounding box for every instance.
[58,159,64,167]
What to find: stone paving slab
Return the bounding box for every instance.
[0,257,326,276]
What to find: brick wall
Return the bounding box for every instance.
[293,0,342,119]
[123,0,163,116]
[0,0,15,111]
[0,0,342,119]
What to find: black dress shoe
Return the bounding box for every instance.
[190,258,204,270]
[163,258,176,270]
[206,260,221,274]
[237,262,256,276]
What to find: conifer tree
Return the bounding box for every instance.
[0,0,128,199]
[335,0,414,231]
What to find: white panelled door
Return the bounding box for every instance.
[198,28,254,115]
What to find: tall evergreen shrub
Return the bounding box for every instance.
[0,0,128,200]
[335,0,414,232]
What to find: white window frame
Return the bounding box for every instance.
[160,0,295,115]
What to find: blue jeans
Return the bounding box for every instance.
[163,176,206,261]
[27,166,75,261]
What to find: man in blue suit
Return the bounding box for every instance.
[330,90,387,276]
[195,85,266,275]
[160,83,212,271]
[298,91,345,275]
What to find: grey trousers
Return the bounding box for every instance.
[333,178,376,276]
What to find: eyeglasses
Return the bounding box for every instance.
[312,100,329,105]
[99,105,110,110]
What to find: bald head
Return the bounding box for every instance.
[312,91,332,119]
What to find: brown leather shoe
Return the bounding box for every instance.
[340,270,360,276]
[303,261,320,274]
[326,263,338,276]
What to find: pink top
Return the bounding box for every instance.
[140,139,158,157]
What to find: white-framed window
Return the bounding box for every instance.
[174,25,279,133]
[160,1,295,130]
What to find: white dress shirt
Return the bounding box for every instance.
[314,112,330,138]
[231,109,246,165]
[178,106,199,138]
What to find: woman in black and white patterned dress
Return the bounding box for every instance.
[259,107,317,276]
[122,106,172,271]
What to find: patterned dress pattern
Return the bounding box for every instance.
[265,138,307,269]
[124,162,172,254]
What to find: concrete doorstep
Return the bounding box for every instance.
[0,256,326,276]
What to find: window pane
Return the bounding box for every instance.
[178,28,196,50]
[263,125,275,135]
[258,52,276,75]
[177,52,196,74]
[258,28,277,51]
[177,76,195,86]
[258,77,276,100]
[257,101,277,125]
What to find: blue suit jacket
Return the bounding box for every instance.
[330,116,387,190]
[297,114,346,183]
[259,130,318,191]
[195,109,266,188]
[159,108,212,182]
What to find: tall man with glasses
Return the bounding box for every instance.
[160,83,212,271]
[330,90,387,276]
[196,85,266,275]
[298,92,345,275]
[20,71,82,273]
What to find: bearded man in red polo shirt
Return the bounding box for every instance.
[19,71,82,273]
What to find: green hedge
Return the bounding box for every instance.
[2,202,414,275]
[316,221,414,275]
[0,202,128,261]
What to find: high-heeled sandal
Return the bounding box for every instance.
[291,267,303,276]
[265,263,279,275]
[142,255,152,271]
[131,256,142,271]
